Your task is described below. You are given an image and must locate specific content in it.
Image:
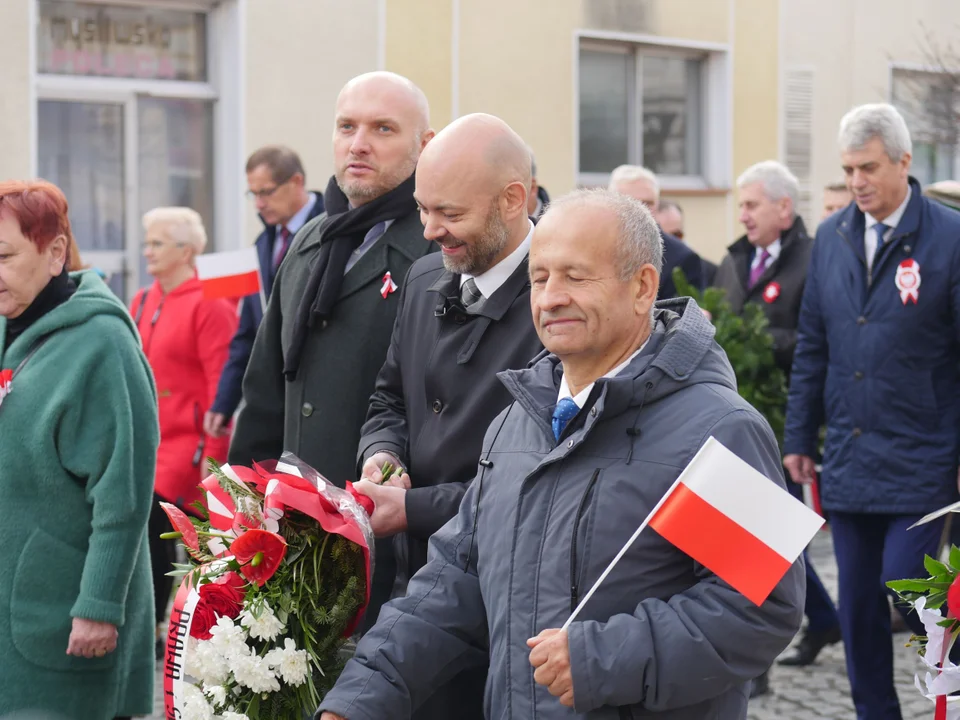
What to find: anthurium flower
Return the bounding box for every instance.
[949,575,960,620]
[229,528,287,587]
[159,501,201,557]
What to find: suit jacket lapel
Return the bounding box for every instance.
[337,212,424,301]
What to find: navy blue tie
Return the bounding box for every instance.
[872,222,889,267]
[552,397,579,442]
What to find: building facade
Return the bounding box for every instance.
[782,0,960,230]
[0,0,780,298]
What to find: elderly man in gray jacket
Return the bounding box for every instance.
[318,189,805,720]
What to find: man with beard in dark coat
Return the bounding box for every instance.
[350,113,543,720]
[229,71,436,630]
[714,160,839,694]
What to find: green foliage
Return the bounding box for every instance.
[672,267,788,447]
[887,548,960,654]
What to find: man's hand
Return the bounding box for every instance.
[353,479,409,537]
[66,618,118,658]
[203,411,228,438]
[361,452,412,488]
[319,714,347,720]
[784,454,817,485]
[527,628,575,708]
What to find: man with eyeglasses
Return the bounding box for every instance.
[203,146,325,440]
[229,72,436,630]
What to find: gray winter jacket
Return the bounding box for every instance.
[318,297,805,720]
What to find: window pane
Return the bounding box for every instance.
[138,96,215,249]
[37,101,125,253]
[642,56,702,176]
[37,1,207,81]
[892,69,959,186]
[579,49,631,174]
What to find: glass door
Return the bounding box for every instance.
[37,99,129,297]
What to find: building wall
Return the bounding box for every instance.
[0,0,33,181]
[244,0,380,237]
[382,0,779,264]
[784,0,960,229]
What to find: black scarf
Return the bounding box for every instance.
[283,173,417,380]
[4,268,76,348]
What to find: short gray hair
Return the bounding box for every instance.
[545,188,663,282]
[737,160,799,210]
[142,207,208,254]
[838,103,913,162]
[608,165,660,202]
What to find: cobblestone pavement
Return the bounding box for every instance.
[149,531,934,720]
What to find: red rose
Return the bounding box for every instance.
[948,574,960,619]
[189,572,247,640]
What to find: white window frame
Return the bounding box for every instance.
[574,30,731,191]
[30,0,244,299]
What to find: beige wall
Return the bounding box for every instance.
[244,0,380,236]
[0,0,33,180]
[385,0,453,131]
[784,0,960,227]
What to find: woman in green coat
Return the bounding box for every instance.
[0,181,159,719]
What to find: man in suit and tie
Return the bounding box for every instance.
[714,160,839,695]
[608,165,705,298]
[204,146,325,438]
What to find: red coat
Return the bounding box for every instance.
[130,277,238,509]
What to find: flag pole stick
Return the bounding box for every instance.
[561,440,715,631]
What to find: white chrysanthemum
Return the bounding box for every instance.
[204,684,228,708]
[219,713,250,720]
[239,602,285,641]
[190,640,231,686]
[264,637,309,687]
[208,616,249,659]
[231,652,281,694]
[180,683,215,720]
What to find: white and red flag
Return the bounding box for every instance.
[564,437,823,628]
[195,247,262,301]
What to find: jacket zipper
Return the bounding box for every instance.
[570,469,601,613]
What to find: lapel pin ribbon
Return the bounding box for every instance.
[895,259,920,305]
[0,369,12,409]
[762,281,781,304]
[381,271,398,299]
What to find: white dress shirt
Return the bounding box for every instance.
[557,340,650,408]
[865,186,911,273]
[750,237,782,274]
[459,220,534,299]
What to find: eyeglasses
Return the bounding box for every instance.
[144,240,187,251]
[246,177,293,201]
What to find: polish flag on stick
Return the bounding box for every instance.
[196,247,263,303]
[562,437,823,629]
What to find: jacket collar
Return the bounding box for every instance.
[427,255,531,322]
[836,176,924,246]
[257,189,326,233]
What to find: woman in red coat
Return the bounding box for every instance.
[129,207,238,645]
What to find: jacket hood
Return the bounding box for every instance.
[500,296,737,422]
[31,270,138,344]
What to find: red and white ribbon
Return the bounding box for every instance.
[896,259,921,305]
[163,578,201,719]
[381,271,398,299]
[762,281,781,304]
[0,369,11,409]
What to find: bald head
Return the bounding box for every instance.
[415,113,533,275]
[420,113,531,193]
[334,72,434,205]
